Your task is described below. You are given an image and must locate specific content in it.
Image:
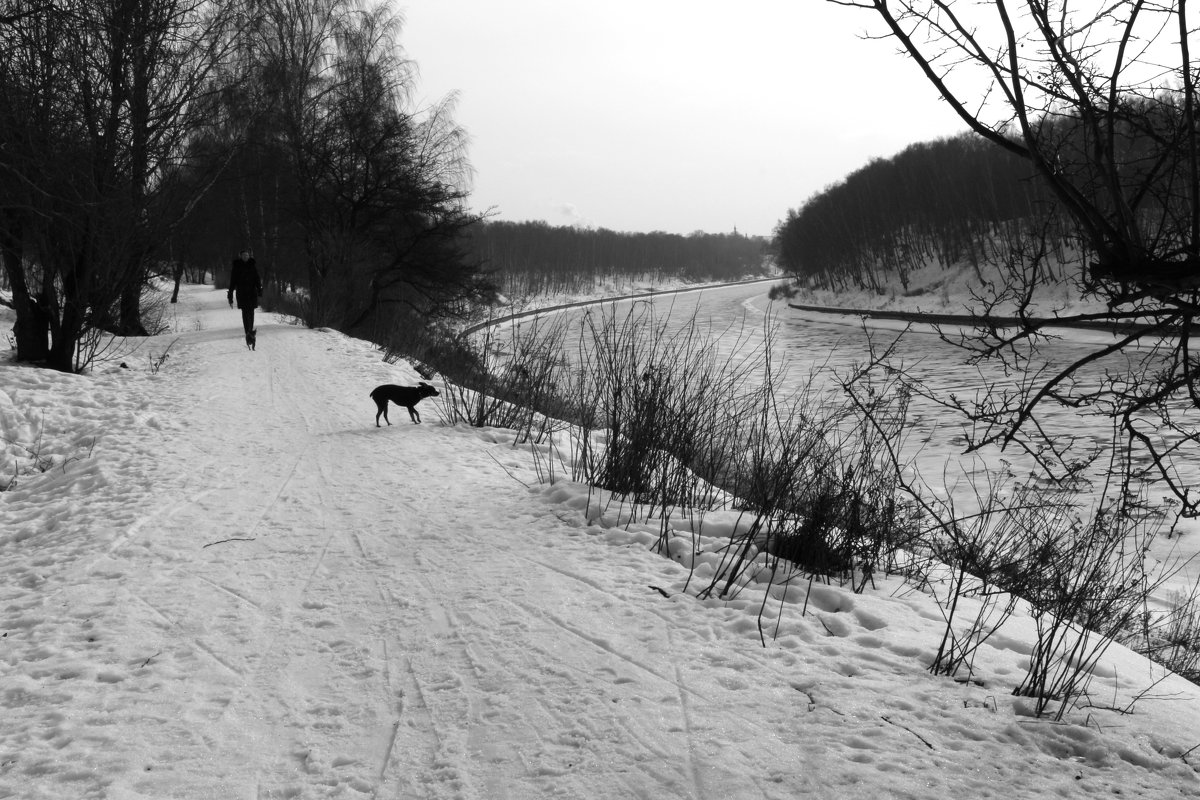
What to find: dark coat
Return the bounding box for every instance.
[228,257,263,310]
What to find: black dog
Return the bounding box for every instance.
[370,382,439,426]
[246,329,256,351]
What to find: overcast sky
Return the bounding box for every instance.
[399,1,969,238]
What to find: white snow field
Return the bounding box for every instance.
[2,284,1200,799]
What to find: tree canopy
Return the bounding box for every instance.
[773,132,1056,291]
[471,221,769,298]
[0,0,490,371]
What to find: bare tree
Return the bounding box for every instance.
[0,0,238,370]
[832,0,1200,514]
[0,2,47,25]
[175,0,492,337]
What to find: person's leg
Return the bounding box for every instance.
[241,307,255,334]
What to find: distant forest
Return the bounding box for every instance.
[772,133,1072,291]
[467,221,771,298]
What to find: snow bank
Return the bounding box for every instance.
[0,285,1198,799]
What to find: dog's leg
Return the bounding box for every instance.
[408,406,420,424]
[374,400,390,427]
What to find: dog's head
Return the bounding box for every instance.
[418,381,439,399]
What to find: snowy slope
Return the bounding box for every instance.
[1,285,1200,799]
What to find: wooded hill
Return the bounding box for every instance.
[469,220,771,298]
[772,133,1068,292]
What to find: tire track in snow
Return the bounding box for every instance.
[407,552,497,799]
[246,417,474,797]
[503,595,711,702]
[191,638,246,679]
[388,494,784,798]
[113,329,405,795]
[194,574,265,610]
[400,542,699,798]
[667,624,706,800]
[288,424,420,783]
[239,451,304,540]
[300,434,429,795]
[490,593,717,796]
[345,439,744,798]
[366,572,447,797]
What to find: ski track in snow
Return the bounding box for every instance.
[1,285,1200,798]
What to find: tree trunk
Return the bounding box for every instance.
[117,275,149,336]
[171,261,183,303]
[0,210,50,363]
[47,299,79,373]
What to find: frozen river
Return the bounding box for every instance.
[521,281,1200,544]
[535,283,1118,487]
[509,279,1200,605]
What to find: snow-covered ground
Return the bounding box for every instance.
[2,284,1200,799]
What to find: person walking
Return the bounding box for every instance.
[228,249,263,348]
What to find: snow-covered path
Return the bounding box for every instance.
[4,285,1200,799]
[1,293,811,798]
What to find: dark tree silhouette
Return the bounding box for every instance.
[773,133,1058,291]
[0,0,238,370]
[470,221,769,298]
[172,0,492,339]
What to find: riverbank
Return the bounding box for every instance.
[784,301,1160,335]
[472,269,1148,341]
[462,275,782,337]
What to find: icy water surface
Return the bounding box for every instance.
[535,282,1193,519]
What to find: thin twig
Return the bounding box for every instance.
[881,715,934,750]
[487,451,530,488]
[202,537,256,549]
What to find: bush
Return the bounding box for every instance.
[1139,584,1200,683]
[1011,490,1171,719]
[430,312,576,442]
